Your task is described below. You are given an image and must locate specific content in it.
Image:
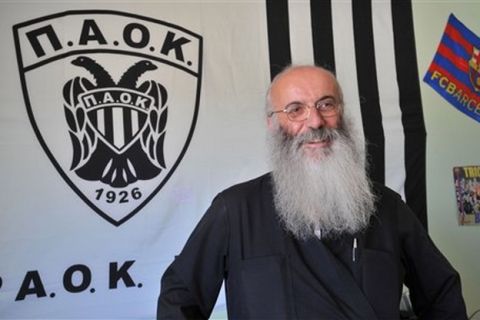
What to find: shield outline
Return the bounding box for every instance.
[13,10,203,226]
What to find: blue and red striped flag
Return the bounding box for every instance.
[424,14,480,123]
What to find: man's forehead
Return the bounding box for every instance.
[276,66,332,79]
[270,67,338,100]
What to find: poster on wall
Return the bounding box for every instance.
[453,166,480,225]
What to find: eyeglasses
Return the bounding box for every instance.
[268,97,340,122]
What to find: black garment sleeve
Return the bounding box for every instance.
[157,195,229,319]
[398,197,467,320]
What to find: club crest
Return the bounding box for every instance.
[64,57,167,188]
[469,46,480,92]
[14,11,202,225]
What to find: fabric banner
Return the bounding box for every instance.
[0,1,424,318]
[424,14,480,124]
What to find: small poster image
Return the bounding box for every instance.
[453,166,480,225]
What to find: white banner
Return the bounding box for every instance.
[0,1,429,318]
[1,2,270,318]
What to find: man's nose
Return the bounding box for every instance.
[305,106,325,129]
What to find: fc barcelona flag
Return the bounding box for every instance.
[424,14,480,124]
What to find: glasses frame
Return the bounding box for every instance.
[267,97,341,122]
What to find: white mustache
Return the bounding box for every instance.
[297,127,339,143]
[282,127,345,151]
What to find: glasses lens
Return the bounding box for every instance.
[316,99,338,117]
[286,103,308,121]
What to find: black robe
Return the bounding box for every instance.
[158,173,467,319]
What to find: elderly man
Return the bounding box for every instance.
[158,65,467,319]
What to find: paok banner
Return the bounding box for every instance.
[0,1,423,318]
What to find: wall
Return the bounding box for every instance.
[413,0,480,315]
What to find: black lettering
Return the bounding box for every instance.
[109,260,135,289]
[123,23,150,48]
[79,20,107,45]
[63,264,91,293]
[26,25,62,58]
[119,191,129,203]
[15,271,47,301]
[160,31,190,62]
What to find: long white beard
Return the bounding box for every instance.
[268,119,376,239]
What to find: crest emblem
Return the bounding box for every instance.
[14,11,202,225]
[64,57,167,188]
[469,46,480,92]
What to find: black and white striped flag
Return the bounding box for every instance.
[266,0,427,228]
